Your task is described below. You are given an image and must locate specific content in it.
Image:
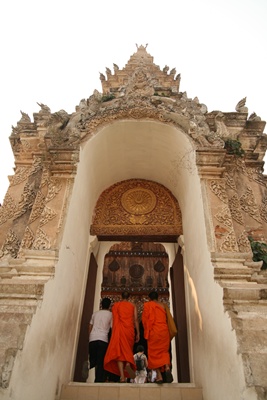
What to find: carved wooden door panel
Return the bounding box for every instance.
[101,242,170,319]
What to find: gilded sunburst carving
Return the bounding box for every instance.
[121,188,157,215]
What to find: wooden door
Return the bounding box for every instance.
[170,247,190,382]
[74,253,98,382]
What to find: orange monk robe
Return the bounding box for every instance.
[142,301,170,370]
[104,301,136,377]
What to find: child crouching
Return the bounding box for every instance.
[134,345,148,384]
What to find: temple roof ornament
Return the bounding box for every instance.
[235,97,248,113]
[8,45,266,159]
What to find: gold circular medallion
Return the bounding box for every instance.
[121,188,157,215]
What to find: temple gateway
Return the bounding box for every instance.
[0,45,267,400]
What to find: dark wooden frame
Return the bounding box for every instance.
[170,246,190,382]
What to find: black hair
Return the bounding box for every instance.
[137,345,144,353]
[101,297,111,309]
[148,291,158,300]
[122,291,130,300]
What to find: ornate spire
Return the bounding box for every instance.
[99,44,181,95]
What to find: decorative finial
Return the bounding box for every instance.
[113,63,119,72]
[163,65,169,73]
[99,72,106,81]
[19,111,31,122]
[248,112,261,121]
[235,97,248,113]
[135,43,148,50]
[106,67,111,76]
[37,103,51,113]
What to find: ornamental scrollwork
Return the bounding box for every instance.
[32,228,51,250]
[45,179,62,203]
[239,186,262,223]
[220,229,239,252]
[215,206,233,228]
[29,191,46,224]
[0,229,21,258]
[260,195,267,223]
[39,206,57,226]
[209,180,228,204]
[228,194,244,225]
[0,194,18,225]
[237,231,251,253]
[20,226,35,250]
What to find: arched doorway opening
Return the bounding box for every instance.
[74,178,190,383]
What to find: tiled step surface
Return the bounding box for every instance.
[60,382,203,400]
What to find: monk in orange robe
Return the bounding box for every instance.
[104,291,140,382]
[142,291,173,383]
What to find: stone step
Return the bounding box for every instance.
[59,382,203,400]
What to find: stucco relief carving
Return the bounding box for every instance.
[237,231,252,253]
[29,191,46,224]
[260,196,267,223]
[44,109,81,148]
[239,186,262,223]
[125,67,155,98]
[215,205,234,228]
[209,180,228,204]
[9,157,42,188]
[45,179,62,203]
[40,167,50,188]
[32,228,51,250]
[212,112,231,138]
[224,172,237,191]
[39,206,57,226]
[20,139,32,153]
[233,158,247,175]
[220,229,239,252]
[29,157,42,175]
[228,194,244,225]
[0,194,18,225]
[20,226,35,250]
[0,230,21,258]
[233,159,267,188]
[82,106,164,137]
[14,182,38,219]
[9,167,29,186]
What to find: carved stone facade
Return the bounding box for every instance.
[0,45,266,400]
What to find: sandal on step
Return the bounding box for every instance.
[155,378,163,384]
[165,369,173,383]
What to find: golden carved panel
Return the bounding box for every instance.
[90,179,182,237]
[121,188,157,215]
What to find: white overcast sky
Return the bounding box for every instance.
[0,0,266,203]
